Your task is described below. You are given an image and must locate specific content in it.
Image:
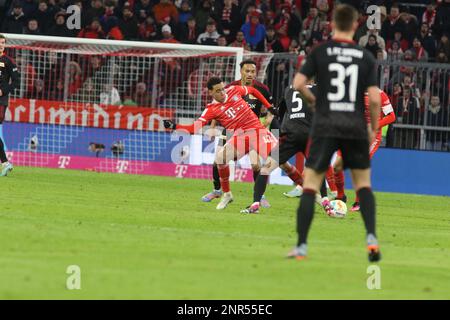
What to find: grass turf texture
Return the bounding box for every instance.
[1,167,450,299]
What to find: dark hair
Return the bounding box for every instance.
[239,59,256,69]
[332,4,358,32]
[207,77,223,90]
[0,34,5,41]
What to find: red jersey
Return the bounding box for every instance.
[177,86,271,133]
[364,89,396,129]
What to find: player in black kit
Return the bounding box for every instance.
[287,5,382,262]
[0,34,20,177]
[241,84,335,215]
[201,60,278,209]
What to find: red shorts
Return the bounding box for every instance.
[229,128,278,159]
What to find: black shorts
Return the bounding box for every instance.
[305,137,370,173]
[269,117,280,130]
[272,131,308,164]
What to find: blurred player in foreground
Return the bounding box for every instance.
[288,5,382,262]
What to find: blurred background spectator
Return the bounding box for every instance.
[0,0,448,62]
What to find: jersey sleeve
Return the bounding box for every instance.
[246,86,272,108]
[198,106,216,123]
[175,107,213,134]
[277,96,287,123]
[364,51,378,89]
[380,91,394,115]
[3,58,20,95]
[255,83,274,105]
[299,47,317,78]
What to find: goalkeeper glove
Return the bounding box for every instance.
[163,119,176,130]
[268,106,278,116]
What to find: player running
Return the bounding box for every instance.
[0,34,20,177]
[163,77,278,210]
[334,89,396,211]
[201,60,278,208]
[241,84,336,216]
[288,5,382,262]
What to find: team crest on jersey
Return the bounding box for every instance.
[232,96,239,101]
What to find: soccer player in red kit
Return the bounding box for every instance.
[163,77,278,210]
[334,89,396,211]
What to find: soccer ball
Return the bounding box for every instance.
[329,200,347,218]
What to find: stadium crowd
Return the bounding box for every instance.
[0,0,449,61]
[0,0,449,151]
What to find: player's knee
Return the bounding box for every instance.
[334,159,343,173]
[251,164,260,172]
[215,150,226,165]
[260,166,271,176]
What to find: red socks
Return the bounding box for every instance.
[334,170,345,199]
[286,164,304,186]
[326,166,337,193]
[218,165,230,193]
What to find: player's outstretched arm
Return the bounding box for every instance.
[164,104,213,134]
[240,86,271,108]
[164,117,210,135]
[293,73,316,111]
[379,112,396,128]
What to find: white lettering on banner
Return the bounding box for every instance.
[148,114,164,131]
[58,156,71,168]
[93,104,110,128]
[4,107,11,121]
[14,105,26,120]
[29,100,46,123]
[116,160,129,173]
[81,109,90,127]
[49,108,76,125]
[127,113,144,130]
[7,99,173,131]
[175,165,188,178]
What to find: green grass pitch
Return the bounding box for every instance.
[1,167,449,299]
